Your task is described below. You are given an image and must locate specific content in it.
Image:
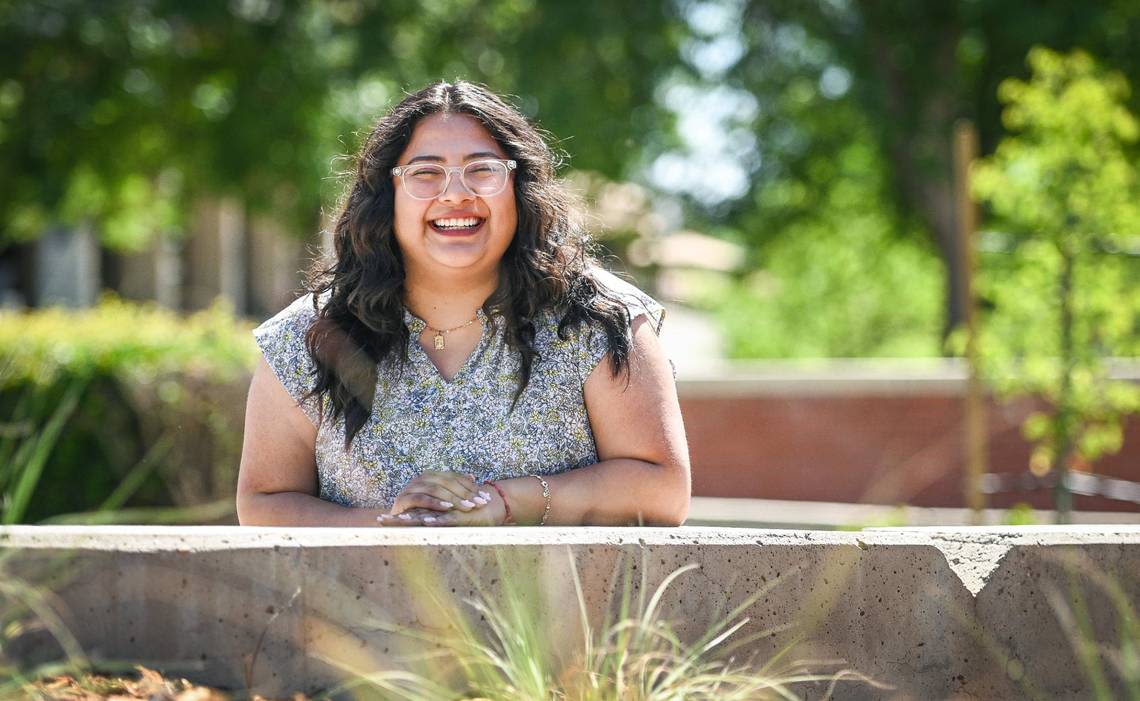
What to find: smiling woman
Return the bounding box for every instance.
[235,81,690,528]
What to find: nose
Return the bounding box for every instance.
[437,170,475,204]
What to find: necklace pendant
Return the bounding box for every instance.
[434,333,445,350]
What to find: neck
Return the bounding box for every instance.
[402,266,499,327]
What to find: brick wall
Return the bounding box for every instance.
[678,370,1140,512]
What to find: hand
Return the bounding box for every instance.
[379,471,491,520]
[376,492,508,527]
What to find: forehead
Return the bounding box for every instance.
[400,113,505,160]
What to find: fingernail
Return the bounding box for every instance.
[439,501,454,508]
[423,516,437,523]
[398,513,411,520]
[479,490,491,500]
[460,499,476,509]
[473,496,488,506]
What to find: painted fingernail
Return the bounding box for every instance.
[473,496,488,506]
[423,516,437,523]
[397,513,411,520]
[479,490,491,500]
[460,499,476,509]
[439,501,454,508]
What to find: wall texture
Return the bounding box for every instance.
[2,525,1138,700]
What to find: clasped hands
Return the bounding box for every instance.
[377,470,508,526]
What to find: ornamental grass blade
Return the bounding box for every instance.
[3,379,86,525]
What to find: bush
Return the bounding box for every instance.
[0,297,257,524]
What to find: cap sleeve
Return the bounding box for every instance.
[578,268,671,382]
[252,293,322,426]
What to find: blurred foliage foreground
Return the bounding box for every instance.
[0,298,255,524]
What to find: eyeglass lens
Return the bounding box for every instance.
[402,161,509,199]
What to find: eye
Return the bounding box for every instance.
[407,165,444,180]
[466,162,499,179]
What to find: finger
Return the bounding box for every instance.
[377,511,426,526]
[402,483,481,512]
[392,492,456,514]
[424,505,500,527]
[416,472,483,505]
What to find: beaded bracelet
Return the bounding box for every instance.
[485,481,515,525]
[529,474,551,526]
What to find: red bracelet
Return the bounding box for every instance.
[485,481,515,525]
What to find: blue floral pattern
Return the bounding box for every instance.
[252,269,666,509]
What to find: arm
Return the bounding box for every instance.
[524,313,690,525]
[485,313,691,526]
[236,356,387,526]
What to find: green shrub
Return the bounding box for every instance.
[0,297,257,524]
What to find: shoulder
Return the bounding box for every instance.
[253,292,321,344]
[252,292,325,424]
[586,266,666,334]
[536,266,671,382]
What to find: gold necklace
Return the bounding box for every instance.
[423,312,479,350]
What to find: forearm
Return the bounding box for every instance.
[237,490,385,527]
[498,458,690,527]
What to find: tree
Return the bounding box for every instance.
[707,0,1140,340]
[0,1,685,249]
[971,47,1140,520]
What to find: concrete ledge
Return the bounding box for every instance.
[2,526,1139,699]
[686,496,1140,529]
[676,358,1140,397]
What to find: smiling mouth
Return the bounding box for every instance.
[430,216,485,236]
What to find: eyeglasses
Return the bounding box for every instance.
[390,158,517,200]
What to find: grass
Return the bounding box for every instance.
[317,548,879,700]
[2,546,878,700]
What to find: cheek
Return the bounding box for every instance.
[496,193,519,231]
[393,196,426,234]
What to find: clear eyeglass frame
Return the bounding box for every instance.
[390,158,517,200]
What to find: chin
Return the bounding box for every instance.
[424,237,511,271]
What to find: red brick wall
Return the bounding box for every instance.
[680,390,1140,512]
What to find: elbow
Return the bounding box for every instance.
[670,496,691,526]
[650,497,689,527]
[235,491,261,526]
[647,459,691,527]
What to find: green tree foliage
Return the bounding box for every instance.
[707,138,943,358]
[695,0,1140,342]
[0,1,683,249]
[971,47,1140,517]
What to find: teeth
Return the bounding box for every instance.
[433,217,481,229]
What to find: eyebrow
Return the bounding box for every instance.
[406,151,502,164]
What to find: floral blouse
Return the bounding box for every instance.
[253,268,666,509]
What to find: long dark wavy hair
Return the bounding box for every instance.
[304,81,632,447]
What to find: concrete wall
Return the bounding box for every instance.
[2,526,1138,700]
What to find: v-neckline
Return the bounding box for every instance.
[404,308,490,384]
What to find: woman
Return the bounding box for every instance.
[236,81,690,527]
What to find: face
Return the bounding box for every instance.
[392,112,518,281]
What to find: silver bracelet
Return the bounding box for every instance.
[529,474,550,526]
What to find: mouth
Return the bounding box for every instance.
[429,216,486,237]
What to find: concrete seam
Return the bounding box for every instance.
[930,540,1012,597]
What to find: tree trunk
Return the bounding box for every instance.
[863,14,967,339]
[1052,247,1075,523]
